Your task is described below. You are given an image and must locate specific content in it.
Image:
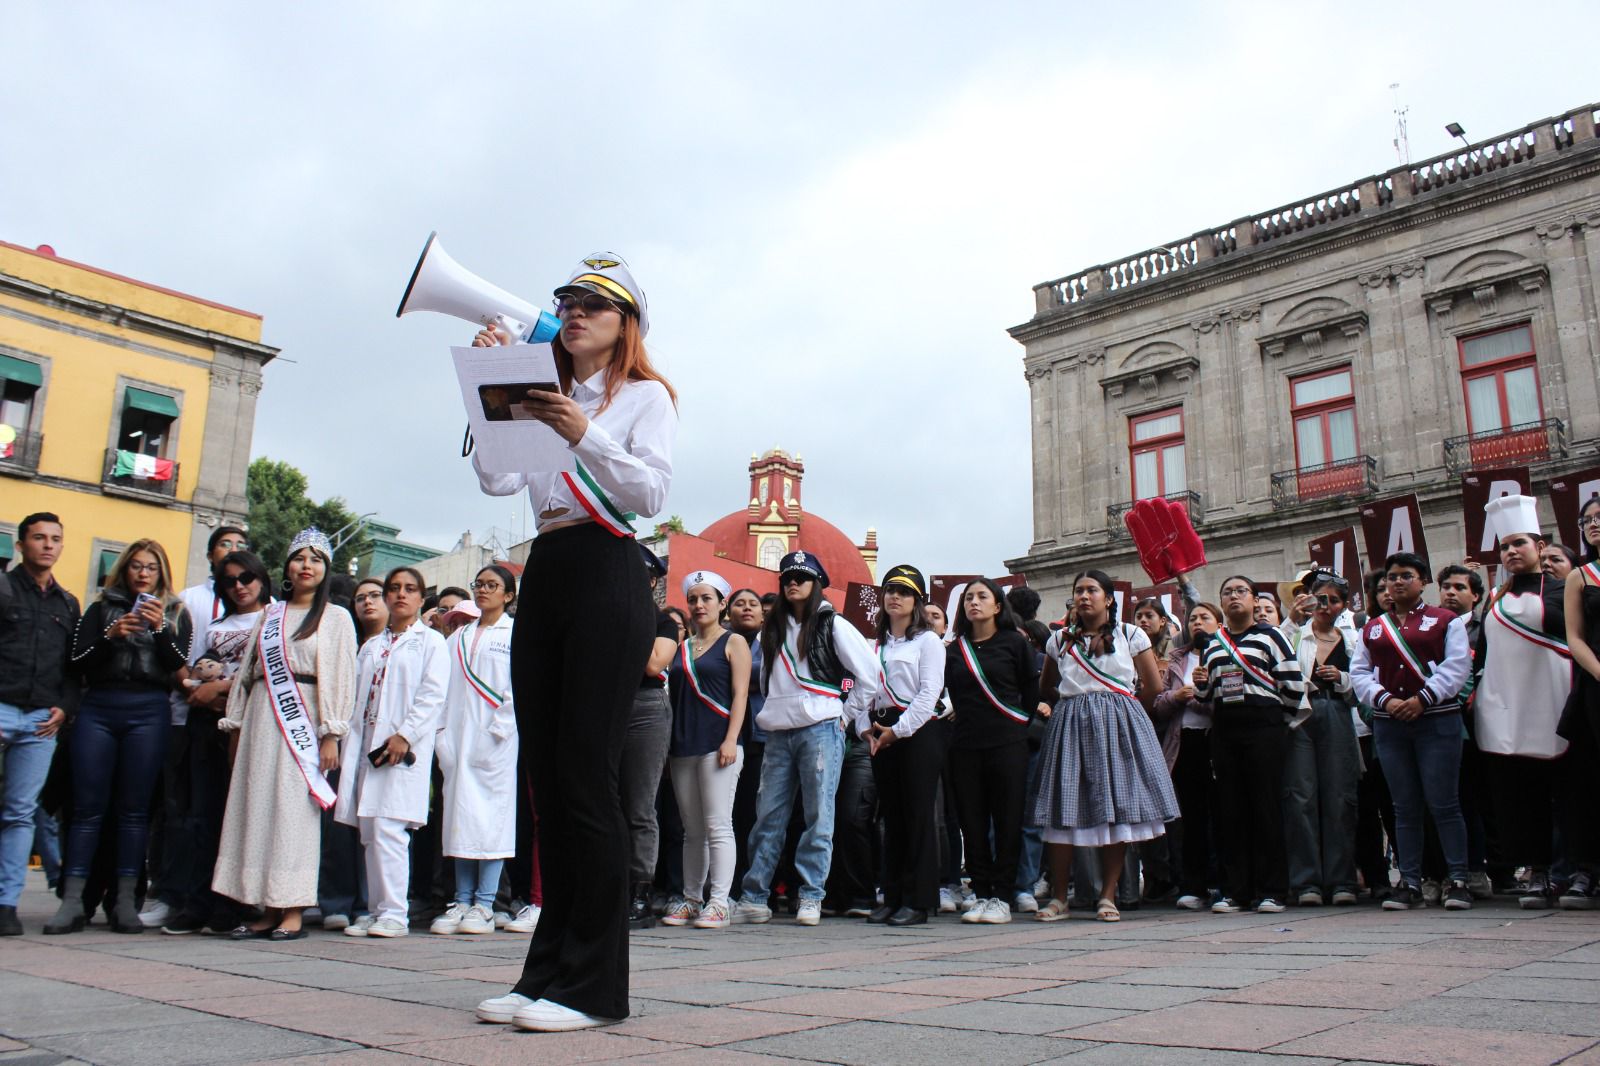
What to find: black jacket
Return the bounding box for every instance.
[70,587,192,693]
[0,567,82,713]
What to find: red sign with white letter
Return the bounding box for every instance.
[1461,468,1531,565]
[1358,493,1430,574]
[1307,527,1364,614]
[1549,465,1600,553]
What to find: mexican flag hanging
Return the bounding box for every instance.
[114,449,175,480]
[0,424,14,459]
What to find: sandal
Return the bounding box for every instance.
[1095,898,1121,923]
[269,927,307,942]
[1035,898,1070,922]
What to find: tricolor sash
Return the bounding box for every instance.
[1375,615,1433,689]
[1488,592,1571,659]
[779,638,844,699]
[561,460,638,538]
[957,637,1029,723]
[1063,640,1136,699]
[681,637,732,718]
[876,642,912,711]
[455,625,505,708]
[1582,561,1600,586]
[1215,628,1277,690]
[258,602,336,810]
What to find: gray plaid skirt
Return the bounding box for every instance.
[1031,690,1180,834]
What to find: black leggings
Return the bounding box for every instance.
[1172,728,1214,898]
[871,721,948,910]
[947,740,1028,899]
[510,524,654,1020]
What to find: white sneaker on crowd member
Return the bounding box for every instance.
[1175,894,1204,910]
[795,899,822,926]
[730,900,772,924]
[476,992,536,1024]
[366,917,409,938]
[844,902,873,918]
[660,898,700,926]
[1421,880,1441,906]
[492,909,513,930]
[1032,878,1050,902]
[938,887,957,913]
[431,903,468,935]
[1256,898,1286,914]
[1212,897,1244,914]
[1466,872,1494,900]
[693,901,731,929]
[1297,890,1323,906]
[1013,891,1039,914]
[512,998,618,1032]
[980,898,1013,924]
[343,915,376,937]
[1330,890,1359,906]
[960,898,990,924]
[505,904,540,933]
[459,905,495,934]
[956,885,978,912]
[138,899,172,928]
[321,913,351,932]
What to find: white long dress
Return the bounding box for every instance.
[437,614,518,859]
[212,606,357,907]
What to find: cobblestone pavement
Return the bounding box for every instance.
[3,876,1600,1066]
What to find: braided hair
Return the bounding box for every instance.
[1068,570,1119,657]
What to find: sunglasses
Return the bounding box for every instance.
[217,572,260,590]
[555,293,624,317]
[780,572,815,586]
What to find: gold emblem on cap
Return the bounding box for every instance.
[584,257,620,269]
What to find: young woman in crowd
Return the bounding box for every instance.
[662,570,749,929]
[856,565,946,926]
[336,566,448,938]
[732,552,877,928]
[663,607,689,644]
[945,577,1038,925]
[1193,575,1308,914]
[1353,571,1397,899]
[352,578,389,643]
[433,565,518,935]
[1154,602,1220,909]
[1254,590,1282,627]
[47,541,192,934]
[1561,495,1600,906]
[1286,575,1361,907]
[1033,572,1177,922]
[726,587,766,893]
[162,550,273,935]
[1131,597,1181,903]
[469,255,677,1032]
[210,530,356,939]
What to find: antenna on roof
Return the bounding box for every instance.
[1390,83,1411,166]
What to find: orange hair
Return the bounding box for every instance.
[553,313,677,413]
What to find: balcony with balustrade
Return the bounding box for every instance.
[1443,418,1567,475]
[0,429,43,477]
[1270,455,1379,509]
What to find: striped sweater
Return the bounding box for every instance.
[1197,623,1309,716]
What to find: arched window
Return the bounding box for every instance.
[758,538,784,571]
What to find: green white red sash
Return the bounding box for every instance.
[561,460,637,538]
[455,625,505,708]
[1062,639,1136,698]
[680,636,732,718]
[876,642,912,710]
[1215,628,1277,690]
[957,637,1029,723]
[779,638,844,699]
[1488,592,1571,659]
[1375,614,1432,688]
[257,602,336,810]
[1583,561,1600,586]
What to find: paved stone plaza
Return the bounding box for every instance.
[4,877,1600,1066]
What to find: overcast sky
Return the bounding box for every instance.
[4,2,1594,575]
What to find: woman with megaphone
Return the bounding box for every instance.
[468,255,677,1033]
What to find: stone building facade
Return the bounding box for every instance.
[1007,101,1600,607]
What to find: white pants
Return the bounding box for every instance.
[358,816,411,924]
[669,748,744,907]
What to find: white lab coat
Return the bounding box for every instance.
[334,621,448,828]
[437,615,518,858]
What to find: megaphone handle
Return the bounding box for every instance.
[491,314,528,343]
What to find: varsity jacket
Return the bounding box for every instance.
[1350,604,1471,717]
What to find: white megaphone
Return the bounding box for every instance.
[395,231,562,344]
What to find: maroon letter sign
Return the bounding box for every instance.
[1359,494,1430,574]
[1549,465,1600,552]
[841,582,880,639]
[1307,527,1364,614]
[1461,467,1531,565]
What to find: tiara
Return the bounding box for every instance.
[287,526,333,561]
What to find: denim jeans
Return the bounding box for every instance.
[1372,712,1466,886]
[1,702,58,906]
[65,689,171,878]
[1283,693,1360,896]
[1015,746,1044,894]
[454,857,505,908]
[740,719,845,903]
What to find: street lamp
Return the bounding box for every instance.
[1445,122,1469,149]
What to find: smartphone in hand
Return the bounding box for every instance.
[131,592,161,630]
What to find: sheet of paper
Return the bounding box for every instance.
[451,344,571,475]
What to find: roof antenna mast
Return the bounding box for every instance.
[1391,82,1411,166]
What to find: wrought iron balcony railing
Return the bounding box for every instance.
[1442,418,1566,475]
[1107,490,1204,538]
[0,429,43,476]
[102,448,180,499]
[1270,454,1379,509]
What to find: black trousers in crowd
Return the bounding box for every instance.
[870,722,948,911]
[730,738,764,892]
[1483,752,1559,868]
[619,687,672,885]
[510,525,654,1021]
[166,710,243,926]
[319,768,367,919]
[947,739,1028,900]
[1210,706,1288,905]
[1172,727,1214,898]
[825,737,878,911]
[1354,734,1396,895]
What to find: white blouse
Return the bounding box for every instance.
[472,369,676,533]
[1048,623,1150,698]
[758,614,879,732]
[857,630,946,739]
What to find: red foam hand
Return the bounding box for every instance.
[1163,497,1208,575]
[1124,498,1178,584]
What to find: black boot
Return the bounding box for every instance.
[110,876,144,933]
[44,876,87,934]
[0,904,22,936]
[628,883,656,929]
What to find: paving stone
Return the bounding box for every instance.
[1109,966,1293,989]
[1274,1020,1598,1065]
[236,1053,422,1065]
[1065,1001,1370,1050]
[355,978,514,1010]
[736,989,969,1019]
[630,979,804,1006]
[0,1001,212,1039]
[1379,995,1600,1038]
[394,1029,690,1065]
[29,1019,356,1066]
[860,975,1066,998]
[1036,1046,1340,1065]
[891,998,1130,1034]
[1501,960,1600,981]
[607,1006,840,1045]
[1441,975,1600,1004]
[1216,977,1451,1010]
[727,1018,1092,1065]
[1000,982,1216,1010]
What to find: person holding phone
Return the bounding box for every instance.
[335,566,447,939]
[1157,603,1221,910]
[47,541,192,934]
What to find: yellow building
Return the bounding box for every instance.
[0,240,277,601]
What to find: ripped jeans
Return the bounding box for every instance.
[738,719,845,904]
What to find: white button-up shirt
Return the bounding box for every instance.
[472,369,677,532]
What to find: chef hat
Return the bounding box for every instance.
[1484,494,1543,543]
[681,569,732,601]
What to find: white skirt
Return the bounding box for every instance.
[1042,819,1166,846]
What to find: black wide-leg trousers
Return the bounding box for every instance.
[871,721,948,911]
[510,524,654,1020]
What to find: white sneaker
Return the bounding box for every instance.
[1175,894,1203,910]
[511,998,618,1032]
[960,897,990,924]
[476,991,535,1024]
[660,898,700,926]
[956,885,978,912]
[1013,891,1039,914]
[138,899,171,928]
[505,904,540,934]
[938,886,957,913]
[431,903,468,935]
[1032,877,1050,902]
[321,913,350,932]
[795,899,821,926]
[366,917,409,938]
[693,901,731,929]
[730,900,771,924]
[492,909,513,930]
[343,915,376,937]
[458,905,495,935]
[980,897,1013,924]
[1256,898,1286,914]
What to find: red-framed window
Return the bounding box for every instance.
[1129,407,1185,500]
[1458,323,1548,465]
[1291,367,1358,471]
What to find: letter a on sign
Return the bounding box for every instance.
[1461,468,1530,564]
[1358,493,1430,574]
